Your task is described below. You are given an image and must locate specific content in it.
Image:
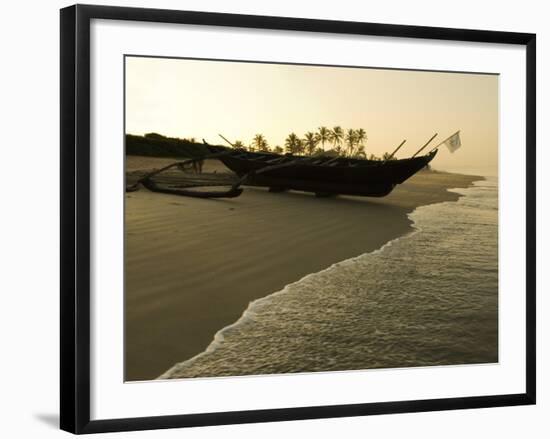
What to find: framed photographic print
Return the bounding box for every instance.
[60,4,536,434]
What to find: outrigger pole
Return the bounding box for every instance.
[411,133,439,158]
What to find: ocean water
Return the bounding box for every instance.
[160,177,498,379]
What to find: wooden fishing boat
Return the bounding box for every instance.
[126,132,458,199]
[204,144,438,197]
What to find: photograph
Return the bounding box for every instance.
[124,56,499,382]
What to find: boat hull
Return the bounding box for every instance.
[207,146,437,197]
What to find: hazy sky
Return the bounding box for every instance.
[126,56,498,175]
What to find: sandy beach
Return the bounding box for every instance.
[125,156,482,381]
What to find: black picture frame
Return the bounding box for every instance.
[60,4,536,434]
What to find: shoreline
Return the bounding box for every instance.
[158,217,418,380]
[160,178,495,380]
[125,157,483,381]
[159,180,487,380]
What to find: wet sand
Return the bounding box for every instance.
[125,156,482,381]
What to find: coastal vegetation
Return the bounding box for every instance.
[126,126,394,160]
[232,126,386,159]
[126,133,209,158]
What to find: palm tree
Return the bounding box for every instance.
[330,126,344,154]
[285,133,303,155]
[273,145,284,154]
[303,132,319,156]
[354,144,366,158]
[252,134,269,152]
[317,126,330,152]
[233,140,245,149]
[355,128,367,152]
[345,128,356,156]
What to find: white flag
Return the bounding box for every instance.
[444,131,461,153]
